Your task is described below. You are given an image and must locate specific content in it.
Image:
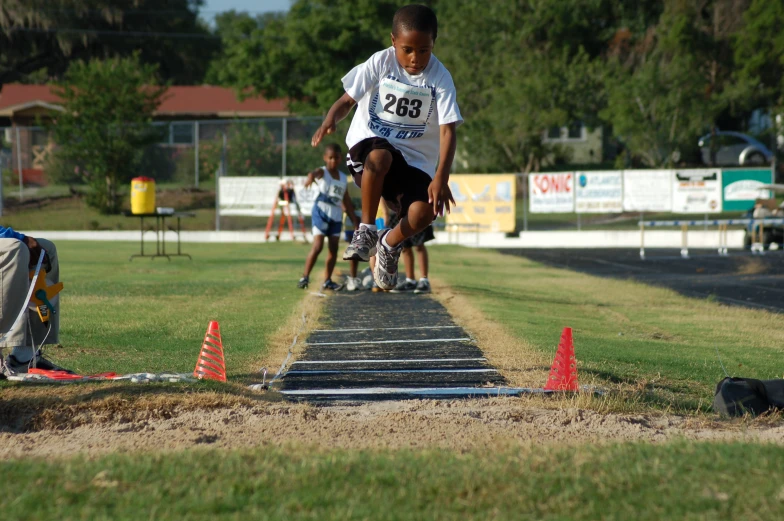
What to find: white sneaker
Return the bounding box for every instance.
[346,276,362,291]
[373,229,402,290]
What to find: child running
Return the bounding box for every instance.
[298,143,359,291]
[311,4,461,290]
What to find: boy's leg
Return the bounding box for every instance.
[323,236,340,282]
[385,201,435,247]
[350,259,358,278]
[374,202,434,290]
[343,150,392,261]
[413,244,431,294]
[360,149,392,225]
[415,244,429,279]
[403,247,415,280]
[302,235,325,281]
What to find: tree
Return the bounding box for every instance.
[49,54,166,214]
[600,0,753,167]
[212,0,406,113]
[437,0,608,172]
[0,0,217,87]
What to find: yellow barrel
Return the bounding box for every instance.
[130,177,156,214]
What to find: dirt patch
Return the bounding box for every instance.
[1,398,783,459]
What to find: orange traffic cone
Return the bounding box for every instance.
[544,327,578,391]
[193,321,226,382]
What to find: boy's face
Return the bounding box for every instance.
[323,149,341,171]
[391,29,434,75]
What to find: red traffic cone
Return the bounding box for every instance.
[544,327,578,391]
[193,321,226,382]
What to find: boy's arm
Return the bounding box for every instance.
[342,191,360,229]
[311,93,357,147]
[429,123,458,216]
[303,167,325,188]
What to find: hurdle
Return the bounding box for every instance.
[638,218,784,259]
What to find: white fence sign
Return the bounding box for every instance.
[672,169,722,213]
[218,176,315,217]
[622,170,672,212]
[529,173,574,213]
[575,171,623,213]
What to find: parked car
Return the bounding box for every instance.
[698,131,773,166]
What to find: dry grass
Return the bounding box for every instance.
[246,291,327,386]
[430,278,551,389]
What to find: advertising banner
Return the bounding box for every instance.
[721,168,773,211]
[672,169,722,213]
[529,173,574,213]
[622,170,672,212]
[574,171,623,213]
[447,174,516,232]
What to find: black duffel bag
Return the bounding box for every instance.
[713,377,784,417]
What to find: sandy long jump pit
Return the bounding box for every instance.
[1,288,783,458]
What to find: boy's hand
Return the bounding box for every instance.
[311,120,336,147]
[428,176,456,217]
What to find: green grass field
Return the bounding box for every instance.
[2,241,783,520]
[3,442,784,520]
[431,247,784,411]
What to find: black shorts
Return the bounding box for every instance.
[386,211,435,248]
[347,137,431,217]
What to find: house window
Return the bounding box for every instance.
[543,122,586,142]
[171,123,194,145]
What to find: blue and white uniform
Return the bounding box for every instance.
[310,167,348,237]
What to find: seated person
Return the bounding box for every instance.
[0,226,72,376]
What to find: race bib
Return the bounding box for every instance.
[372,77,432,131]
[327,183,345,205]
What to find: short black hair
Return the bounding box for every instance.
[324,143,342,155]
[392,4,438,41]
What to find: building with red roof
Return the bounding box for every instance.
[0,84,289,126]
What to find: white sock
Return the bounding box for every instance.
[359,223,377,232]
[381,233,401,251]
[420,277,429,282]
[406,278,416,284]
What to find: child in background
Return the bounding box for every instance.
[311,4,461,290]
[298,143,359,291]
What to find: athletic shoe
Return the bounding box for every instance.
[345,276,362,291]
[322,279,344,291]
[390,279,417,293]
[297,276,309,289]
[414,279,431,294]
[5,353,76,374]
[373,229,402,290]
[343,227,378,261]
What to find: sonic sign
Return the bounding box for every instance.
[529,173,574,213]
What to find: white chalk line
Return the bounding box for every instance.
[292,357,487,365]
[285,368,498,376]
[312,325,461,333]
[306,337,471,346]
[280,387,552,396]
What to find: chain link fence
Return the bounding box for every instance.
[0,116,340,201]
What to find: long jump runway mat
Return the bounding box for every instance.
[278,291,507,401]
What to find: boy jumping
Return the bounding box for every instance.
[311,4,461,290]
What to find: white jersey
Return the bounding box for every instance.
[343,47,463,178]
[313,167,348,222]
